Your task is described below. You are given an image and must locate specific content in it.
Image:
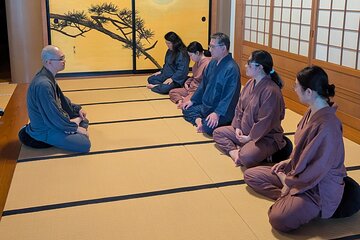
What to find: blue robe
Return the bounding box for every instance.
[25,67,90,152]
[148,49,190,94]
[183,53,241,135]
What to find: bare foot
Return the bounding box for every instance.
[195,118,204,133]
[176,100,183,109]
[229,149,241,166]
[147,84,158,89]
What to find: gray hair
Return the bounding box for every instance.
[41,45,60,65]
[211,32,230,51]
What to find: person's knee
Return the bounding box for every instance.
[244,168,259,187]
[202,123,215,136]
[268,206,294,232]
[78,139,91,153]
[151,85,171,94]
[239,153,261,168]
[212,128,225,140]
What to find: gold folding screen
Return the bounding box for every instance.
[47,0,210,74]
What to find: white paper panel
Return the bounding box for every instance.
[328,46,342,64]
[316,27,329,45]
[272,35,280,49]
[245,6,252,17]
[342,49,357,68]
[282,8,291,22]
[343,31,359,50]
[274,0,281,7]
[329,29,343,47]
[345,12,360,31]
[273,21,281,35]
[258,19,265,31]
[258,32,264,44]
[280,37,289,51]
[292,0,301,8]
[251,31,257,42]
[302,0,312,9]
[244,30,251,41]
[282,23,290,36]
[316,44,328,61]
[290,24,300,39]
[292,8,301,24]
[318,10,330,27]
[301,9,311,25]
[283,0,291,8]
[347,0,360,11]
[252,6,258,18]
[289,39,299,54]
[245,18,251,29]
[300,25,310,41]
[273,7,281,21]
[251,19,258,30]
[259,6,265,19]
[299,41,309,56]
[333,0,346,10]
[331,11,345,29]
[319,0,331,9]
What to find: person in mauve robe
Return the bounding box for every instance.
[213,50,287,168]
[147,31,189,94]
[244,66,347,232]
[182,32,240,136]
[169,41,211,109]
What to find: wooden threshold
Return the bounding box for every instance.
[0,84,29,221]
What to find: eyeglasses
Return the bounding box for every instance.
[247,60,260,67]
[209,44,224,49]
[50,56,66,61]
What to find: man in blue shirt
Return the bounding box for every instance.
[182,33,241,136]
[19,45,91,153]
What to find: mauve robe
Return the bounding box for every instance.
[213,76,286,167]
[169,57,211,103]
[244,106,346,231]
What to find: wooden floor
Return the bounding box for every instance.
[0,76,359,239]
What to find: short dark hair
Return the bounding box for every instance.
[187,41,204,53]
[210,32,230,51]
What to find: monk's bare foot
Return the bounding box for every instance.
[229,149,241,166]
[195,118,204,133]
[147,84,157,89]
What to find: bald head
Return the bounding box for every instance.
[41,45,61,65]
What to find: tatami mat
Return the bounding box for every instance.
[2,75,360,240]
[5,146,212,210]
[0,189,257,240]
[58,75,149,91]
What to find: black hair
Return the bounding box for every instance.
[187,41,204,53]
[296,66,335,105]
[250,50,283,89]
[164,31,187,64]
[210,32,230,51]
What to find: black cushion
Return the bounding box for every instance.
[332,176,360,218]
[269,136,293,163]
[18,126,52,149]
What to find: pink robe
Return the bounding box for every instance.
[213,76,286,167]
[169,57,211,103]
[244,106,346,232]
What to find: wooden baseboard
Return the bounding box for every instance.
[0,84,29,221]
[284,97,360,145]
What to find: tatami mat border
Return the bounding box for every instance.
[89,115,183,125]
[2,180,245,217]
[17,140,215,163]
[80,97,170,106]
[3,168,360,217]
[62,85,147,93]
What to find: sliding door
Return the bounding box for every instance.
[47,0,210,75]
